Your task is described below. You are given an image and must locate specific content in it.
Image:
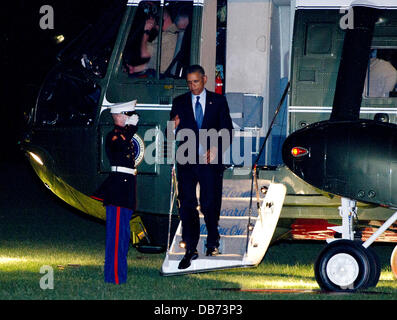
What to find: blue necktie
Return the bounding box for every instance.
[195,96,203,129]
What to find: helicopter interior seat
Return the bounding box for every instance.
[365,48,397,98]
[163,22,192,79]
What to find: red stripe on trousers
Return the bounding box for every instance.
[114,207,120,284]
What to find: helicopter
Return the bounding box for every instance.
[282,1,397,291]
[20,0,397,288]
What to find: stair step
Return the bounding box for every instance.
[168,211,257,256]
[199,215,257,222]
[207,178,266,219]
[217,215,257,220]
[219,200,259,218]
[174,232,248,239]
[166,252,244,261]
[195,215,254,237]
[170,234,248,255]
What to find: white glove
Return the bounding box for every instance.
[125,114,139,126]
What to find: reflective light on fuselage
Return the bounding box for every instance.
[28,152,44,166]
[54,34,65,44]
[376,17,387,25]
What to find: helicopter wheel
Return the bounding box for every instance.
[391,244,397,279]
[314,240,370,292]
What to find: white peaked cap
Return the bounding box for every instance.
[109,100,137,114]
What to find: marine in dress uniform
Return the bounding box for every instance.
[92,101,139,284]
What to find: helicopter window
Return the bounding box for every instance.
[35,64,101,126]
[305,23,333,55]
[122,1,193,79]
[364,48,397,98]
[57,3,125,79]
[34,4,125,126]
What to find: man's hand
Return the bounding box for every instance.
[126,64,135,74]
[141,17,156,59]
[204,146,218,164]
[125,114,139,126]
[172,115,180,130]
[144,17,156,32]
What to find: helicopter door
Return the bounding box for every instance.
[99,1,199,175]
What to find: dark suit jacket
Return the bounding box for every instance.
[93,125,137,210]
[170,90,233,166]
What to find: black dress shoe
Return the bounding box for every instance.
[206,247,220,256]
[178,250,198,269]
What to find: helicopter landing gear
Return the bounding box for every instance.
[314,197,387,292]
[327,197,357,241]
[314,240,381,292]
[315,240,373,292]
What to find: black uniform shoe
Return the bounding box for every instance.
[206,247,220,256]
[178,250,199,269]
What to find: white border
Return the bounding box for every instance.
[289,106,397,114]
[295,0,397,9]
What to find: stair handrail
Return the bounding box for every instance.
[245,81,290,252]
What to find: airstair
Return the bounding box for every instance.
[160,179,286,276]
[161,82,290,276]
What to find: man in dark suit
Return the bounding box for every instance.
[170,65,233,269]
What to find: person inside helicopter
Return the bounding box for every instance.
[123,1,191,79]
[365,49,397,98]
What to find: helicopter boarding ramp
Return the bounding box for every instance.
[160,182,286,276]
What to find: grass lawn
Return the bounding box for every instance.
[1,160,396,301]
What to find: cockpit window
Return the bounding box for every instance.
[364,48,397,98]
[57,3,125,79]
[34,4,124,126]
[35,63,101,126]
[122,1,193,79]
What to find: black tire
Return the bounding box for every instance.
[363,246,381,288]
[314,240,371,292]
